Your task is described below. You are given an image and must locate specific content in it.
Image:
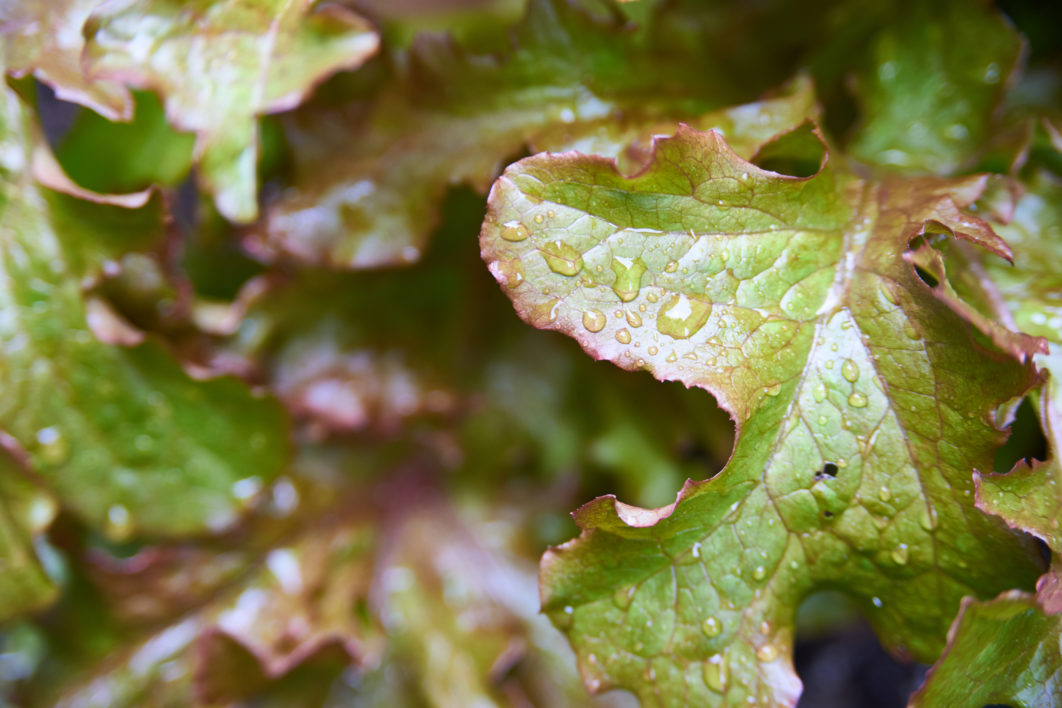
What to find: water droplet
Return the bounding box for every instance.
[765,383,782,397]
[891,544,909,565]
[612,587,634,610]
[831,342,839,352]
[666,351,678,363]
[232,476,262,502]
[878,486,891,502]
[984,62,1000,83]
[626,310,643,328]
[533,213,545,224]
[753,565,766,581]
[756,644,778,662]
[841,359,859,382]
[611,257,648,302]
[813,383,827,402]
[703,654,729,693]
[638,303,647,313]
[616,328,632,344]
[105,504,134,542]
[720,249,730,262]
[500,220,529,242]
[541,241,583,276]
[760,621,771,635]
[919,505,939,531]
[648,346,658,356]
[657,294,712,339]
[664,260,678,273]
[824,360,834,369]
[583,309,606,333]
[701,616,723,637]
[817,415,827,426]
[871,596,883,608]
[848,392,868,408]
[647,291,659,303]
[35,427,68,466]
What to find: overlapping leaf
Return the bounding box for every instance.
[481,126,1043,705]
[81,0,379,222]
[0,84,289,538]
[846,0,1023,173]
[1,0,132,120]
[910,591,1062,707]
[249,0,807,269]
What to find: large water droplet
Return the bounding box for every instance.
[919,505,939,531]
[664,260,678,273]
[703,654,729,693]
[765,383,782,397]
[657,294,711,339]
[35,427,68,466]
[611,257,648,302]
[616,328,632,345]
[612,587,634,610]
[541,241,583,276]
[756,644,778,662]
[583,309,606,333]
[626,310,643,328]
[848,392,868,408]
[753,565,767,581]
[701,616,722,638]
[500,220,530,242]
[841,359,859,382]
[878,486,891,502]
[812,383,827,402]
[890,543,909,565]
[105,504,134,542]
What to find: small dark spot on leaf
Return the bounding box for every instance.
[816,462,839,479]
[823,510,834,519]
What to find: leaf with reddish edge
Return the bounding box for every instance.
[81,0,379,222]
[1,0,133,121]
[909,591,1062,708]
[481,125,1042,705]
[248,0,816,270]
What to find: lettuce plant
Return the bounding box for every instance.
[0,0,1059,706]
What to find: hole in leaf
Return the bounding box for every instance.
[749,121,826,178]
[816,462,839,480]
[795,592,928,707]
[822,510,834,519]
[913,265,939,288]
[994,397,1049,472]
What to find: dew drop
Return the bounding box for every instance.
[871,596,883,608]
[583,309,607,333]
[626,310,643,328]
[616,328,632,344]
[841,359,859,382]
[648,346,659,356]
[541,241,583,276]
[756,644,778,662]
[533,213,544,224]
[611,257,648,302]
[666,351,678,363]
[703,654,729,693]
[720,249,730,262]
[500,220,530,242]
[817,415,827,426]
[701,616,722,637]
[664,260,678,273]
[984,62,1000,83]
[35,427,68,466]
[848,392,868,408]
[657,294,712,339]
[824,360,834,369]
[891,543,909,565]
[612,587,634,610]
[765,383,782,397]
[812,383,827,402]
[753,565,766,581]
[920,505,939,531]
[105,504,134,542]
[831,342,839,352]
[647,291,659,303]
[878,486,891,502]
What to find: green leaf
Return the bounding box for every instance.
[0,448,58,623]
[847,0,1023,173]
[909,592,1062,708]
[481,126,1042,705]
[1,0,133,120]
[56,90,195,194]
[251,0,795,268]
[0,84,289,539]
[81,0,379,222]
